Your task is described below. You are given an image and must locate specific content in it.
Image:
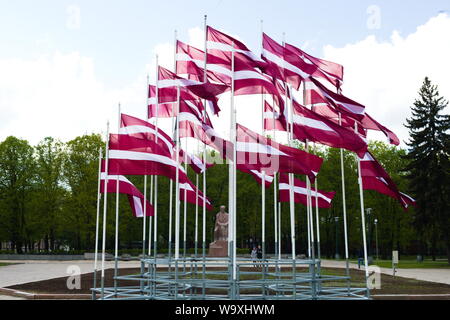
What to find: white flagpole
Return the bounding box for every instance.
[278,202,282,260]
[356,122,370,297]
[195,172,199,257]
[288,84,296,260]
[231,42,238,284]
[148,176,153,256]
[168,30,178,262]
[100,121,110,299]
[114,103,121,295]
[305,140,315,260]
[260,19,266,261]
[303,84,312,259]
[174,85,181,260]
[142,176,147,257]
[153,55,160,259]
[202,15,208,263]
[313,144,321,260]
[183,138,188,259]
[282,32,296,261]
[93,146,102,299]
[262,171,266,259]
[271,94,279,260]
[338,111,350,288]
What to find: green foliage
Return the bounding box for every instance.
[0,136,35,253]
[404,77,450,262]
[0,91,447,262]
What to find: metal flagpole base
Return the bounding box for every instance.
[92,255,370,301]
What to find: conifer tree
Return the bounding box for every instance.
[404,77,450,263]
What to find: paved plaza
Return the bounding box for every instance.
[0,259,449,291]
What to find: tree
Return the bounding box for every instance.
[62,134,104,250]
[404,77,450,263]
[0,137,36,253]
[33,137,65,252]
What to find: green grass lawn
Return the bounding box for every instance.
[350,259,450,269]
[0,262,15,267]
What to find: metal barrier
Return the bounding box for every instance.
[92,256,369,300]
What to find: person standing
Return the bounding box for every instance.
[257,245,263,268]
[251,247,257,268]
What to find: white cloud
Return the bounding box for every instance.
[322,13,450,146]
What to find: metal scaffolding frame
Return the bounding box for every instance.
[92,256,369,300]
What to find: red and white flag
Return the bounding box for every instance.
[207,26,265,69]
[119,114,175,154]
[178,117,323,180]
[311,102,400,146]
[158,66,228,115]
[304,77,365,119]
[100,171,154,218]
[263,100,288,132]
[278,173,336,208]
[176,40,230,84]
[179,148,214,174]
[360,152,416,210]
[180,180,214,211]
[107,134,191,184]
[236,124,323,180]
[291,100,368,157]
[285,42,344,88]
[147,85,174,119]
[262,33,316,90]
[205,27,286,110]
[238,166,274,188]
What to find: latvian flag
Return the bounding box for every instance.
[278,173,336,209]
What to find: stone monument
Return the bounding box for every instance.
[209,205,229,257]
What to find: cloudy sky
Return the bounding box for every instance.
[0,1,449,149]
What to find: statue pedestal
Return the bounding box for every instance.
[208,240,228,257]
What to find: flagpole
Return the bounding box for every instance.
[175,85,181,260]
[100,121,110,299]
[233,46,238,288]
[202,15,208,288]
[313,144,321,261]
[149,174,153,256]
[338,111,351,292]
[153,55,160,260]
[195,171,199,257]
[303,83,313,259]
[262,171,266,261]
[168,30,178,264]
[92,146,102,300]
[278,202,281,260]
[313,144,322,294]
[183,138,188,260]
[260,19,266,263]
[271,96,278,259]
[230,41,237,293]
[287,84,296,260]
[113,103,121,297]
[356,122,370,298]
[228,47,234,271]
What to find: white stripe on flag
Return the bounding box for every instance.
[236,142,288,156]
[262,49,309,79]
[292,114,335,133]
[133,196,144,217]
[118,125,174,152]
[279,183,332,203]
[108,150,186,173]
